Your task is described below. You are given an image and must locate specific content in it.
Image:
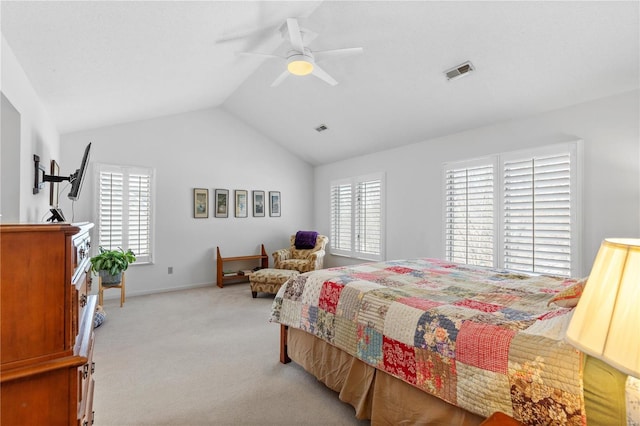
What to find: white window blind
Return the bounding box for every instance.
[98,170,124,249]
[330,173,385,261]
[443,142,581,277]
[127,173,152,261]
[503,152,572,276]
[97,164,154,264]
[444,161,495,267]
[356,179,382,256]
[330,182,352,251]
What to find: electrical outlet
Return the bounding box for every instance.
[168,266,173,274]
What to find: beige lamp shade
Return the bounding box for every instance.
[566,238,640,378]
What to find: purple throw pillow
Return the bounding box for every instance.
[295,231,318,249]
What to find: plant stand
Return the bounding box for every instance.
[99,272,126,307]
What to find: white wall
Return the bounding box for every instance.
[314,90,640,277]
[1,93,21,221]
[61,108,314,297]
[4,24,637,289]
[1,36,60,222]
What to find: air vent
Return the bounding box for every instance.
[444,61,475,81]
[315,124,328,132]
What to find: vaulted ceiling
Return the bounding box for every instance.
[2,1,638,165]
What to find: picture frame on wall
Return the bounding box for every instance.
[193,188,209,218]
[269,191,281,217]
[235,189,248,218]
[253,190,265,217]
[214,189,229,218]
[50,160,60,207]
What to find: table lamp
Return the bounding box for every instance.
[566,238,640,378]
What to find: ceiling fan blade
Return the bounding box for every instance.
[271,70,290,87]
[313,47,364,63]
[311,64,338,86]
[300,28,318,46]
[236,52,282,60]
[286,18,305,53]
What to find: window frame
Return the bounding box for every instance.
[330,172,386,261]
[443,141,582,277]
[94,163,155,265]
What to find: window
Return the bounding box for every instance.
[444,142,581,277]
[444,158,496,267]
[330,173,385,261]
[502,147,577,276]
[96,164,154,264]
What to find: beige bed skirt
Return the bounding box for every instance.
[287,327,486,425]
[286,327,627,426]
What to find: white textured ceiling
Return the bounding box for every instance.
[1,1,322,132]
[2,1,639,165]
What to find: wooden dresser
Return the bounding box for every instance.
[1,223,96,426]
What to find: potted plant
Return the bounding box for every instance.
[90,246,136,285]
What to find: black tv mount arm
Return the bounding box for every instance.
[33,154,73,194]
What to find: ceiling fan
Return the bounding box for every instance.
[237,18,363,87]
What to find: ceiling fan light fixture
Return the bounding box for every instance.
[287,54,314,76]
[288,60,313,75]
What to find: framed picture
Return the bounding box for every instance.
[50,160,60,207]
[253,190,265,217]
[193,188,209,218]
[235,189,248,218]
[269,191,281,217]
[214,189,229,218]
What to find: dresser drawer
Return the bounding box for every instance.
[79,378,95,426]
[78,332,95,417]
[75,295,97,425]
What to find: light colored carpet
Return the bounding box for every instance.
[93,284,370,426]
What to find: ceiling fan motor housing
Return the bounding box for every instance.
[287,50,315,75]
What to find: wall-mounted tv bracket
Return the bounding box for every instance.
[33,154,70,194]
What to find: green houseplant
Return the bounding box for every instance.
[91,247,136,285]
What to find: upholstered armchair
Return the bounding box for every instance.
[273,233,329,273]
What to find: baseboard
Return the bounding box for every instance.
[95,281,215,301]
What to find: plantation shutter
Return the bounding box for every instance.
[330,182,352,252]
[97,164,153,264]
[127,172,152,262]
[98,170,124,250]
[330,173,385,260]
[503,152,572,276]
[444,161,495,267]
[356,179,382,256]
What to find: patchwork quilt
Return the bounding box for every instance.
[270,258,586,425]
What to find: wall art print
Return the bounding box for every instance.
[193,188,209,218]
[269,191,281,217]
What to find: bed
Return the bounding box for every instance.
[269,258,628,425]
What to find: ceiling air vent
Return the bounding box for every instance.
[444,61,475,81]
[315,124,328,132]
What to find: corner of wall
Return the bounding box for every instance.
[2,35,61,222]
